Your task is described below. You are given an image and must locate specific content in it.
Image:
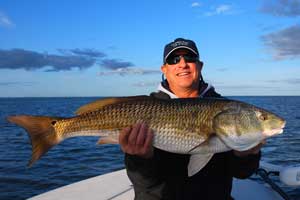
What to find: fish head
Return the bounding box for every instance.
[213,102,286,151]
[254,108,286,137]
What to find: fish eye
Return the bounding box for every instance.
[259,115,265,121]
[256,111,268,121]
[259,113,268,121]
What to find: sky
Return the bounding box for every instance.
[0,0,300,97]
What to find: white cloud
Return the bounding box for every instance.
[191,2,201,8]
[0,11,14,28]
[98,67,161,76]
[216,4,231,14]
[132,81,159,87]
[205,4,233,16]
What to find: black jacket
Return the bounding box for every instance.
[125,81,261,200]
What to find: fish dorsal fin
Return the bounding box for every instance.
[75,95,150,115]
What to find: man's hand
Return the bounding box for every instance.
[233,140,266,157]
[119,122,154,159]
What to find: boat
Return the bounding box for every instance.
[28,162,300,200]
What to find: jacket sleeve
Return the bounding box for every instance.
[227,151,261,179]
[125,149,164,200]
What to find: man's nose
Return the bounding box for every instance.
[178,56,188,67]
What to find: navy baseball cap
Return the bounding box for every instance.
[163,38,199,63]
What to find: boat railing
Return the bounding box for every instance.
[258,161,300,200]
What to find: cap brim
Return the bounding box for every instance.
[164,46,198,63]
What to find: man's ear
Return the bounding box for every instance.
[161,65,167,74]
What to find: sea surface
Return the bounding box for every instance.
[0,96,299,200]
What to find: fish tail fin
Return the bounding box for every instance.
[7,115,62,167]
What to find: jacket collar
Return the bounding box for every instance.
[157,84,178,99]
[157,81,213,99]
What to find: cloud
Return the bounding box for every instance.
[258,23,283,32]
[132,81,159,87]
[0,11,14,28]
[0,81,36,86]
[0,48,140,73]
[260,0,300,17]
[266,78,300,84]
[0,49,97,71]
[216,84,277,89]
[216,5,231,14]
[58,48,106,58]
[191,2,202,8]
[98,57,160,76]
[98,67,161,76]
[261,24,300,60]
[100,59,134,70]
[205,4,233,16]
[216,68,229,72]
[286,78,300,84]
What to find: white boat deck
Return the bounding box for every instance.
[29,169,284,200]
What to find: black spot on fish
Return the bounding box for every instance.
[51,121,56,125]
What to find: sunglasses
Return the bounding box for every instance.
[165,54,199,65]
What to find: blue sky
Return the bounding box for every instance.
[0,0,300,97]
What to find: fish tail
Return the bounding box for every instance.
[7,115,62,167]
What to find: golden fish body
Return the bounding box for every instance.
[7,96,286,166]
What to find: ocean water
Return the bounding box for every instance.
[0,96,299,200]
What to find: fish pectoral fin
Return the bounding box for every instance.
[188,153,214,177]
[75,95,150,115]
[97,136,119,145]
[187,142,205,153]
[187,133,210,153]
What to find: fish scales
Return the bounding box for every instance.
[6,96,285,166]
[56,98,220,152]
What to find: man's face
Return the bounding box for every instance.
[161,49,202,92]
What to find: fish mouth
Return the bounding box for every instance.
[281,121,286,129]
[263,128,283,137]
[263,122,286,137]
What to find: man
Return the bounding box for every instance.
[119,38,262,200]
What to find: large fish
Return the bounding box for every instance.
[7,96,285,176]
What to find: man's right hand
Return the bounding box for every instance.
[119,123,154,159]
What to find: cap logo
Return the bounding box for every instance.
[171,41,189,48]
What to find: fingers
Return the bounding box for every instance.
[144,128,154,150]
[119,122,154,158]
[251,140,266,154]
[128,123,141,145]
[119,126,132,152]
[142,128,154,158]
[119,126,131,145]
[136,123,147,145]
[250,145,261,155]
[233,140,266,157]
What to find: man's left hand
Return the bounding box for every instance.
[233,140,266,157]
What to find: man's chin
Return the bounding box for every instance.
[177,82,197,89]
